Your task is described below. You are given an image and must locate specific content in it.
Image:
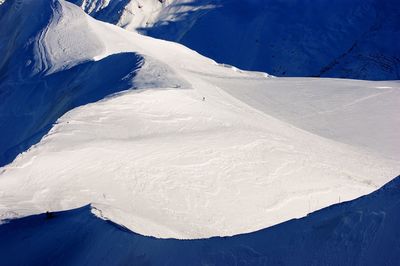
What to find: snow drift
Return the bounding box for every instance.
[0,0,143,166]
[1,175,399,265]
[0,0,399,240]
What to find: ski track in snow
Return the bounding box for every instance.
[0,0,399,239]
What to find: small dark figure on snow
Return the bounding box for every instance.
[202,97,206,101]
[45,211,54,219]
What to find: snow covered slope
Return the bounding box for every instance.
[68,0,215,32]
[69,0,400,80]
[1,176,399,265]
[0,0,399,240]
[0,0,143,166]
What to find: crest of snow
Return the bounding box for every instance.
[70,0,218,32]
[38,1,106,74]
[0,0,399,239]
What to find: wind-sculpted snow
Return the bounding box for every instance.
[0,0,105,76]
[0,0,143,166]
[0,52,142,167]
[1,176,399,265]
[69,0,400,80]
[0,0,399,240]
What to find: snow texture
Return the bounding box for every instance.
[1,175,399,265]
[0,0,398,240]
[0,0,143,166]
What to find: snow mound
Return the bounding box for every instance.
[1,176,399,265]
[0,0,399,239]
[0,0,143,166]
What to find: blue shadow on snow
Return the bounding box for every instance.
[0,52,142,167]
[0,175,399,265]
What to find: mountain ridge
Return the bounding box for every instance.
[68,0,400,80]
[0,0,398,240]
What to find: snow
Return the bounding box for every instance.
[0,0,399,240]
[208,76,400,160]
[1,176,399,265]
[0,0,144,167]
[69,0,217,32]
[39,0,106,75]
[70,0,400,80]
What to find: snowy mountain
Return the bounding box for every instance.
[68,0,214,32]
[0,0,399,264]
[0,0,144,166]
[1,176,399,265]
[69,0,400,80]
[0,0,398,240]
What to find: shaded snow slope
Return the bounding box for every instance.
[69,0,400,80]
[68,0,215,32]
[0,0,143,166]
[1,176,399,265]
[0,0,399,239]
[206,76,400,161]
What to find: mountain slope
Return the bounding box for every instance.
[0,0,398,239]
[0,0,143,166]
[1,175,399,265]
[69,0,400,80]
